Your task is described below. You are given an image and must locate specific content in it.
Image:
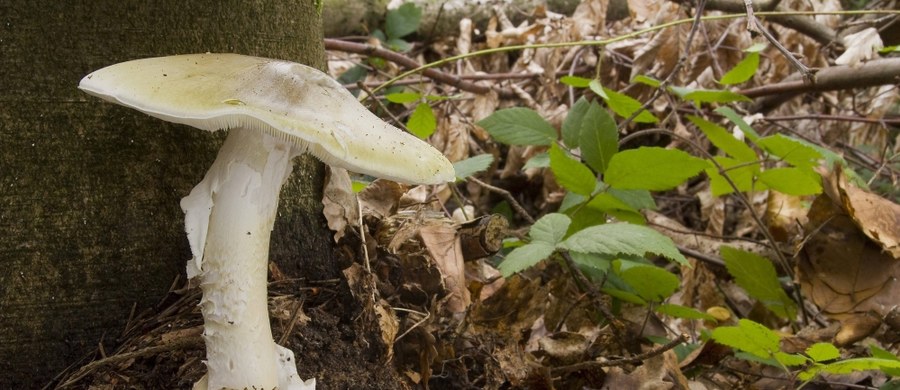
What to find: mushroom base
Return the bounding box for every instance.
[181,128,315,389]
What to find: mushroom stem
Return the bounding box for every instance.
[181,127,313,389]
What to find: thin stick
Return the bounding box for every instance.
[467,176,535,224]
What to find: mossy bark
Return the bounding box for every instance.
[0,1,333,386]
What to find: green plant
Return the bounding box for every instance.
[711,318,900,386]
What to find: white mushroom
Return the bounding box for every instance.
[79,53,454,390]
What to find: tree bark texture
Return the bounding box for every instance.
[0,1,333,387]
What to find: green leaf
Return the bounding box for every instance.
[602,87,657,123]
[758,167,822,195]
[755,134,823,168]
[385,2,421,39]
[549,143,597,196]
[657,304,716,321]
[351,180,370,193]
[337,65,369,86]
[615,261,679,302]
[530,213,571,244]
[477,108,557,145]
[632,75,661,88]
[385,91,422,104]
[407,102,436,139]
[801,358,900,381]
[569,251,614,273]
[605,147,710,191]
[523,152,550,170]
[608,188,657,211]
[711,319,781,360]
[589,80,609,100]
[715,106,760,141]
[452,154,493,180]
[578,103,618,173]
[806,343,840,362]
[720,246,797,319]
[719,52,760,85]
[671,87,752,105]
[384,37,411,52]
[565,204,607,234]
[561,97,590,148]
[706,156,763,196]
[560,75,591,88]
[498,242,556,276]
[688,115,757,162]
[559,223,688,265]
[775,351,809,367]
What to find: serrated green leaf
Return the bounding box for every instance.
[385,2,421,39]
[715,106,760,141]
[549,143,597,196]
[523,152,550,170]
[706,156,763,196]
[407,102,436,139]
[755,134,823,168]
[688,115,757,162]
[632,75,661,87]
[562,97,590,148]
[385,91,422,104]
[560,75,592,88]
[602,87,657,123]
[606,147,711,191]
[559,223,687,265]
[719,52,760,85]
[806,343,840,362]
[720,246,796,319]
[579,103,618,173]
[477,108,557,145]
[498,241,556,276]
[452,154,493,180]
[615,261,679,302]
[711,319,781,360]
[657,304,716,321]
[758,167,822,195]
[529,213,571,244]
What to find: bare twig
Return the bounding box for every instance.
[550,333,688,376]
[467,176,535,224]
[325,38,516,98]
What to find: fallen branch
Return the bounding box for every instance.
[324,38,516,98]
[670,0,839,45]
[743,58,900,113]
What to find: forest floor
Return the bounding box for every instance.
[52,0,900,389]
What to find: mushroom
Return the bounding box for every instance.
[79,53,454,390]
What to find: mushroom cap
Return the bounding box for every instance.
[79,53,454,185]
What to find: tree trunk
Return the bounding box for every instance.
[0,1,334,387]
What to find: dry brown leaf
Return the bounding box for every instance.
[321,167,358,242]
[765,191,809,243]
[837,172,900,258]
[798,177,900,321]
[358,179,407,220]
[374,301,400,361]
[419,220,471,315]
